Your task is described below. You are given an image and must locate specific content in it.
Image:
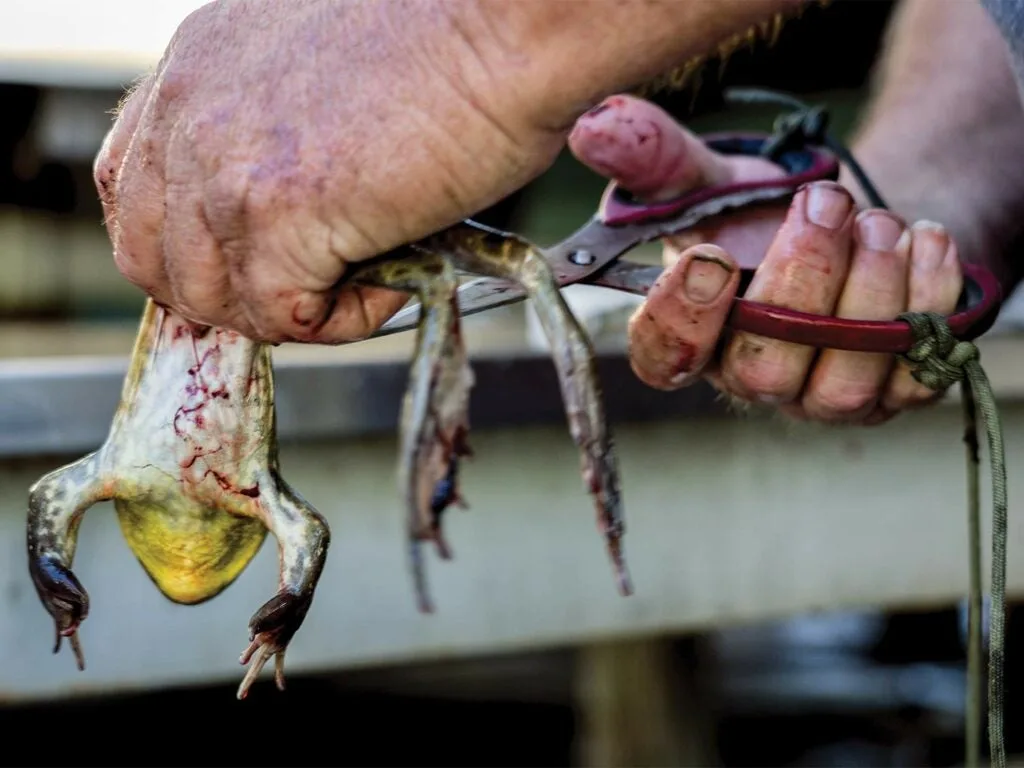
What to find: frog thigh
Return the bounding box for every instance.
[113,492,268,606]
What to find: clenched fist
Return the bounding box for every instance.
[93,0,566,343]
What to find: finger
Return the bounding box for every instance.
[221,224,329,343]
[161,124,253,334]
[627,245,741,390]
[881,221,963,411]
[217,202,397,344]
[720,181,856,404]
[313,284,411,344]
[112,133,172,304]
[201,153,409,344]
[568,94,781,200]
[570,93,787,275]
[101,75,183,307]
[93,74,152,218]
[801,210,911,422]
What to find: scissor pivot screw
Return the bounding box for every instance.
[569,249,596,266]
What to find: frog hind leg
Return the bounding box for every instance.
[433,223,632,597]
[26,451,112,671]
[236,476,330,700]
[355,249,475,614]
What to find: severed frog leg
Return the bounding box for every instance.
[354,248,474,613]
[426,224,632,596]
[26,451,112,671]
[237,477,330,700]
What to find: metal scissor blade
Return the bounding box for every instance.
[375,275,527,337]
[373,217,625,337]
[372,182,799,339]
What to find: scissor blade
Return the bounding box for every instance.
[373,182,797,338]
[374,217,624,337]
[375,275,528,337]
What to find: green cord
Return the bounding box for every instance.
[899,311,1007,768]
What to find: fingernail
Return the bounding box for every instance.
[856,210,906,251]
[912,219,947,235]
[911,220,951,272]
[804,182,852,229]
[684,253,733,303]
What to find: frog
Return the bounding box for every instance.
[26,221,627,699]
[26,297,330,699]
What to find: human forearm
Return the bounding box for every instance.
[94,0,812,342]
[842,0,1024,292]
[444,0,806,131]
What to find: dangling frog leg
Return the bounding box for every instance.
[236,475,331,700]
[429,224,632,596]
[353,248,473,614]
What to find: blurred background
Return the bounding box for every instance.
[2,2,1024,766]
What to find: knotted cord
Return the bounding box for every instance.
[724,88,1009,768]
[899,311,1007,768]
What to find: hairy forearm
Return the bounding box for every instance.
[842,0,1024,292]
[448,0,806,131]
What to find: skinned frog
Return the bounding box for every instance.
[27,299,330,699]
[27,221,628,698]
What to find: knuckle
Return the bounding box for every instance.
[152,67,193,115]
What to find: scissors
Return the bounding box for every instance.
[370,88,1002,353]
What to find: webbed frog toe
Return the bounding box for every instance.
[237,590,313,700]
[29,555,89,670]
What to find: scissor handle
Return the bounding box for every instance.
[595,132,1003,352]
[600,133,840,226]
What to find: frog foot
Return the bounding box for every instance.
[425,443,471,558]
[29,555,89,671]
[410,440,472,613]
[26,453,107,671]
[237,590,313,700]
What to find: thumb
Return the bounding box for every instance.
[568,94,741,201]
[568,94,786,269]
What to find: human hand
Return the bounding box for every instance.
[569,95,964,424]
[93,0,569,343]
[94,0,816,344]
